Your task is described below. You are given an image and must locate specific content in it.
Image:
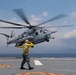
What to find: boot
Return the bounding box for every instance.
[20,67,25,69]
[29,66,34,70]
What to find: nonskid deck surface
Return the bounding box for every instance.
[0,58,76,75]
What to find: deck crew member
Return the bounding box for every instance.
[16,40,34,70]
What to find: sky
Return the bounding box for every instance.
[0,0,76,54]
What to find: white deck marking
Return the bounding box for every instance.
[34,60,43,65]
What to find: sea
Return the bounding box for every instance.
[0,53,76,58]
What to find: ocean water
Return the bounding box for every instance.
[0,53,76,58]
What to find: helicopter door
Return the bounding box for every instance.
[35,29,43,39]
[33,29,45,44]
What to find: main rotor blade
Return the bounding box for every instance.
[0,27,24,29]
[42,25,74,28]
[36,14,67,27]
[0,19,26,26]
[13,9,31,26]
[50,25,74,27]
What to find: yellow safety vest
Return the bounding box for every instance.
[18,42,34,54]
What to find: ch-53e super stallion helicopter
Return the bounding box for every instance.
[0,9,73,46]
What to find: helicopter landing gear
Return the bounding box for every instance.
[45,35,49,42]
[46,39,49,42]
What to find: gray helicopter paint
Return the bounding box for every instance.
[7,28,52,45]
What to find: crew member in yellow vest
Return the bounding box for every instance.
[17,40,34,70]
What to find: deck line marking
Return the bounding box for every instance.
[34,60,43,65]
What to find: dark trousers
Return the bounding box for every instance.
[21,54,31,68]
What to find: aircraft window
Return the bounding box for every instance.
[35,32,38,35]
[23,32,26,34]
[43,31,46,34]
[18,35,20,37]
[40,30,42,33]
[18,35,21,39]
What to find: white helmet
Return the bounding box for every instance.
[25,40,29,43]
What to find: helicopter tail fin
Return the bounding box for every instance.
[0,33,10,42]
[0,33,12,46]
[0,31,15,46]
[0,31,15,41]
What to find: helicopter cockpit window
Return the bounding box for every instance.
[35,31,38,35]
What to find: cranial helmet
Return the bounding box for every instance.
[25,40,29,43]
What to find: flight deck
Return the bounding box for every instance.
[0,57,76,75]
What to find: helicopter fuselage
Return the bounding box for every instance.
[7,28,51,45]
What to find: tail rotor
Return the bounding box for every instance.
[0,31,15,46]
[10,30,15,38]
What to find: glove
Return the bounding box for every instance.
[31,46,34,48]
